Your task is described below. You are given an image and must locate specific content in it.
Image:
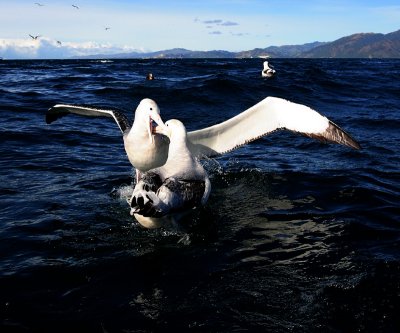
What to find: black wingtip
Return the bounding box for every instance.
[45,106,65,124]
[327,121,361,150]
[305,121,361,150]
[45,113,56,124]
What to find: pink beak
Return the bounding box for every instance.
[148,111,167,143]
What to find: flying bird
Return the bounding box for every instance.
[29,34,41,40]
[57,40,62,45]
[72,4,79,9]
[34,2,44,6]
[104,27,111,30]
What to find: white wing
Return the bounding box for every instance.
[187,96,360,158]
[46,104,130,134]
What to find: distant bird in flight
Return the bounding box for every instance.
[57,40,62,45]
[29,34,41,40]
[105,27,111,30]
[34,2,44,6]
[72,4,79,9]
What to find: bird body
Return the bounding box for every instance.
[262,61,276,77]
[46,99,168,181]
[130,120,211,228]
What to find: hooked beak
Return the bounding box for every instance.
[152,123,170,137]
[147,111,167,143]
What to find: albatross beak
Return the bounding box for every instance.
[153,124,170,137]
[148,111,167,143]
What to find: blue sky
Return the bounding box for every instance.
[0,0,399,58]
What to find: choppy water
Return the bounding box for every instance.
[0,58,399,332]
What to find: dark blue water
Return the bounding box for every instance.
[0,58,399,332]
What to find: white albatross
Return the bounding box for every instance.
[46,96,360,175]
[46,98,169,181]
[262,61,276,78]
[129,119,211,229]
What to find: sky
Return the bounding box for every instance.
[0,0,399,59]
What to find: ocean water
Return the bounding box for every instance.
[0,58,399,332]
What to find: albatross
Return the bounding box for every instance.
[262,61,276,78]
[46,98,169,181]
[46,96,360,174]
[129,119,211,229]
[46,96,360,227]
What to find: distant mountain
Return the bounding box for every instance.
[146,48,235,58]
[300,30,400,58]
[73,48,236,59]
[75,29,400,59]
[236,42,327,58]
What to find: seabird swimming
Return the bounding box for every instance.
[129,119,211,228]
[46,99,169,181]
[47,96,360,171]
[262,61,276,78]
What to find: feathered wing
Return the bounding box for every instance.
[46,104,131,134]
[187,96,360,158]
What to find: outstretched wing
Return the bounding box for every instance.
[187,96,360,158]
[46,104,131,134]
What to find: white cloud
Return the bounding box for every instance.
[0,38,143,59]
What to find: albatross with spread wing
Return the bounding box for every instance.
[46,96,360,169]
[46,96,360,227]
[46,98,169,181]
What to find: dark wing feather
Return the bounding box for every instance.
[46,104,131,134]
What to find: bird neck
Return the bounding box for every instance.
[130,117,152,139]
[167,138,190,161]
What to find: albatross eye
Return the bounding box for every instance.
[150,107,153,110]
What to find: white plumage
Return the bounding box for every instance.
[129,119,211,229]
[187,96,360,158]
[47,98,169,181]
[262,61,276,77]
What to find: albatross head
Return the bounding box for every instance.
[134,98,167,143]
[153,119,187,142]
